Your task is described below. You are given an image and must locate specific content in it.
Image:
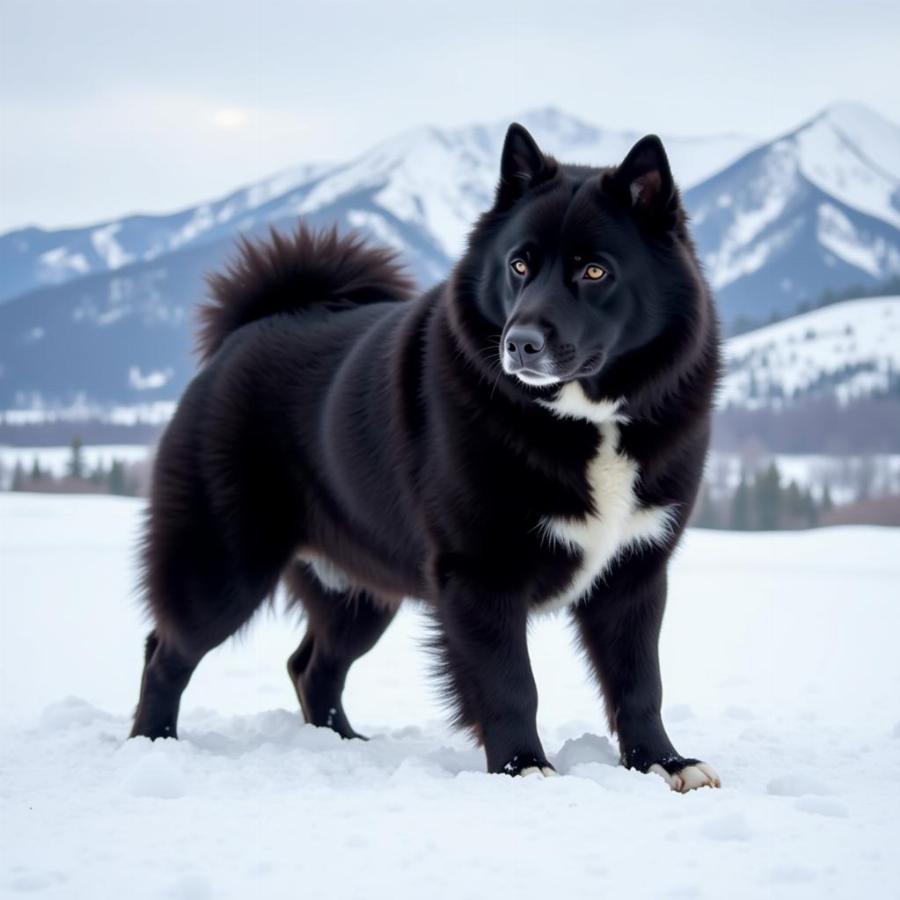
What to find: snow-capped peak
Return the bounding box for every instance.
[683,102,900,321]
[0,107,760,306]
[511,106,612,146]
[790,102,900,228]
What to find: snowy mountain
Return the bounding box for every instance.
[0,109,756,410]
[687,103,900,322]
[1,103,899,411]
[720,295,900,408]
[0,163,327,307]
[0,108,754,306]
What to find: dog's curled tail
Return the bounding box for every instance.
[197,223,415,362]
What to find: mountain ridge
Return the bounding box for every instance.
[0,108,759,306]
[1,102,898,410]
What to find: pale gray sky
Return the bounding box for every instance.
[1,0,898,232]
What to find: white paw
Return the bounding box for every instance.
[520,766,559,778]
[650,762,721,793]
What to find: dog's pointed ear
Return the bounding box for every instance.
[615,135,678,225]
[496,123,553,207]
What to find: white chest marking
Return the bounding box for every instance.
[536,383,676,612]
[296,553,352,593]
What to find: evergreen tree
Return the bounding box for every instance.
[784,481,803,528]
[820,482,834,517]
[89,462,107,488]
[107,460,128,496]
[67,436,85,480]
[11,461,26,491]
[754,462,782,530]
[30,457,43,482]
[692,483,718,529]
[803,488,819,528]
[731,471,751,531]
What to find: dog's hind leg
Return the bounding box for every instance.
[130,565,282,740]
[285,561,397,739]
[131,490,295,740]
[131,629,198,740]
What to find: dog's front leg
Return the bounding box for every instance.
[434,570,551,776]
[571,553,720,792]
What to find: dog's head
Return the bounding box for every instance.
[462,123,702,391]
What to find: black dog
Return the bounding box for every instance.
[131,124,721,792]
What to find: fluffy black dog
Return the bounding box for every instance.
[131,124,721,791]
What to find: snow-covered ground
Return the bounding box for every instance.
[1,494,898,899]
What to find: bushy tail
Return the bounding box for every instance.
[197,223,415,362]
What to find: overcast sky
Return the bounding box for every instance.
[1,0,898,232]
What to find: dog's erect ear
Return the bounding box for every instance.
[614,135,678,225]
[496,123,552,207]
[501,123,546,184]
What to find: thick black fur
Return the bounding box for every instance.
[131,125,721,782]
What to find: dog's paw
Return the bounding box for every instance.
[650,761,721,793]
[520,765,559,778]
[501,753,557,777]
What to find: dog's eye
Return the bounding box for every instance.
[510,258,528,276]
[582,263,607,281]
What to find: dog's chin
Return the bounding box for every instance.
[504,351,607,389]
[525,350,607,384]
[512,370,561,388]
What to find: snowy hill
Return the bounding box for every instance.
[720,295,900,408]
[687,103,900,321]
[1,494,898,898]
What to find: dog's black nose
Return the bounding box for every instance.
[505,325,546,368]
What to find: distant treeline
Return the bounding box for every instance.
[6,435,899,528]
[727,274,900,337]
[8,437,143,496]
[693,461,834,530]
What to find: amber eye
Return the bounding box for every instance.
[583,263,607,281]
[510,258,528,276]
